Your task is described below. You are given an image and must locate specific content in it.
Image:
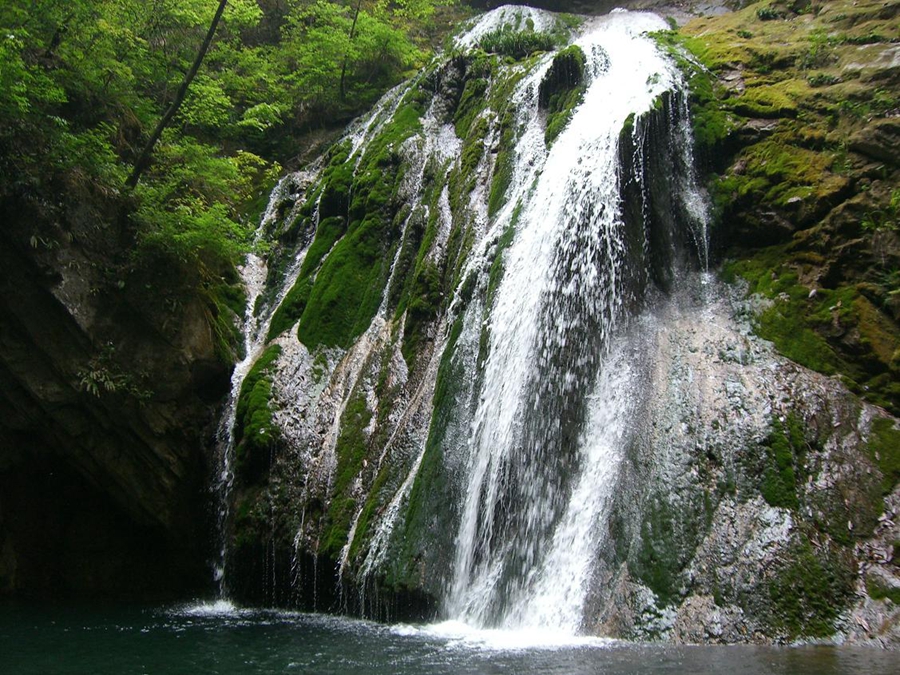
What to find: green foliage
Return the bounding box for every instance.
[77,344,152,401]
[133,138,273,269]
[477,27,557,59]
[0,0,445,356]
[280,0,424,113]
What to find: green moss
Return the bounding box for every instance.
[294,101,425,350]
[321,391,373,557]
[867,417,900,495]
[347,461,391,563]
[401,260,443,366]
[726,247,900,415]
[867,576,900,605]
[318,144,355,220]
[486,216,517,308]
[462,115,490,176]
[455,75,491,139]
[538,45,586,145]
[392,310,471,586]
[300,216,350,278]
[760,415,805,509]
[768,538,855,639]
[296,218,392,348]
[633,484,720,608]
[204,278,246,364]
[652,31,734,157]
[267,278,313,341]
[487,111,515,219]
[266,216,348,341]
[234,344,283,479]
[759,304,839,375]
[718,139,841,209]
[634,500,680,605]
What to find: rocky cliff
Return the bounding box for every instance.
[0,180,236,599]
[1,0,897,646]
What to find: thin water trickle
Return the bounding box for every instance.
[211,163,322,596]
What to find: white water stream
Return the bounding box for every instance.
[445,10,694,631]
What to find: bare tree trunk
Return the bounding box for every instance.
[125,0,229,189]
[339,0,363,102]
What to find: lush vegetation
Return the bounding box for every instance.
[0,0,455,353]
[477,26,556,59]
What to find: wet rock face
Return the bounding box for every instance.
[678,0,900,417]
[0,192,228,600]
[582,279,899,644]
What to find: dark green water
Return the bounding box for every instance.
[0,601,896,674]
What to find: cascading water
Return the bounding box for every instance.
[444,10,703,631]
[219,5,711,634]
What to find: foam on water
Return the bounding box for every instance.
[174,599,245,618]
[392,620,617,651]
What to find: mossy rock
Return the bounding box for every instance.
[321,391,373,557]
[867,416,900,495]
[759,414,805,510]
[538,45,587,145]
[767,536,856,639]
[290,100,426,350]
[234,344,283,484]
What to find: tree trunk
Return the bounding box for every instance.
[125,0,229,189]
[339,0,363,102]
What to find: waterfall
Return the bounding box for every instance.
[219,5,710,631]
[444,10,704,630]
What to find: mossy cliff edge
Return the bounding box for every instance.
[639,0,900,644]
[667,0,900,415]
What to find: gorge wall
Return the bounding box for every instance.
[0,0,897,648]
[0,176,232,599]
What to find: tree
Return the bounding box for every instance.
[125,0,229,189]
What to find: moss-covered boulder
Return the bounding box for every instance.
[538,45,588,144]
